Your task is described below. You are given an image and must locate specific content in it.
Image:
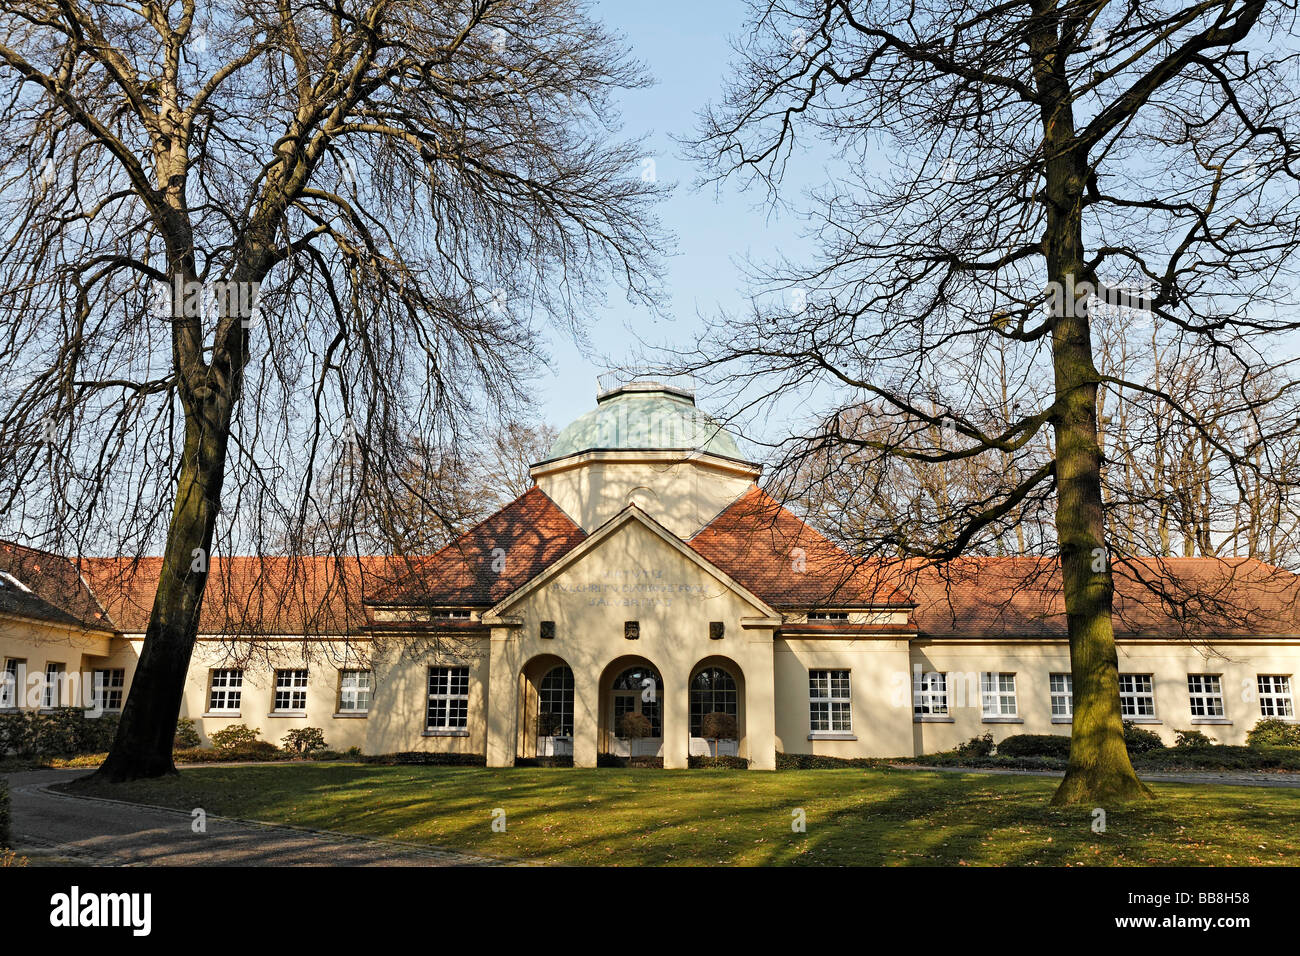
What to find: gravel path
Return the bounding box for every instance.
[4,769,523,866]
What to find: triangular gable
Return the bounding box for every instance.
[486,504,779,620]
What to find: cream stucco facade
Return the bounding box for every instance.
[2,382,1299,765]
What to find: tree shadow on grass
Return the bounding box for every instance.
[59,765,1300,866]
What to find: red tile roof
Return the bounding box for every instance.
[366,487,588,607]
[688,487,913,608]
[13,486,1296,642]
[909,555,1300,639]
[0,542,115,633]
[79,554,395,636]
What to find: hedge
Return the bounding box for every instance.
[1133,745,1300,772]
[362,752,487,766]
[0,708,119,758]
[995,734,1072,759]
[776,752,888,770]
[1246,719,1300,748]
[514,755,575,768]
[688,755,749,769]
[596,753,663,768]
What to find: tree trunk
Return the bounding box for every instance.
[1050,306,1152,805]
[90,394,233,782]
[1030,3,1152,805]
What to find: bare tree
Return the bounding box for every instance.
[0,0,663,780]
[681,0,1300,803]
[297,415,557,554]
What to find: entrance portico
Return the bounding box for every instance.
[483,503,780,769]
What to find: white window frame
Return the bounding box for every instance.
[41,661,65,708]
[207,668,243,713]
[1257,675,1294,719]
[809,669,852,733]
[913,671,949,717]
[426,666,470,731]
[338,669,372,714]
[0,658,23,709]
[806,611,850,623]
[93,668,125,711]
[980,672,1018,718]
[273,668,309,713]
[1119,673,1156,719]
[1187,673,1226,719]
[1049,672,1073,718]
[433,609,473,620]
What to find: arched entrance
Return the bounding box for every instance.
[519,655,575,761]
[689,658,744,758]
[598,657,664,758]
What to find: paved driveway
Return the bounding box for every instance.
[5,769,520,866]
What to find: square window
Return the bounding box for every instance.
[1258,675,1294,719]
[274,669,309,712]
[1187,674,1225,718]
[427,666,470,730]
[913,671,948,717]
[0,658,24,709]
[42,662,65,708]
[338,669,372,713]
[1119,673,1155,718]
[809,669,851,732]
[93,668,125,711]
[208,668,243,712]
[1049,672,1073,717]
[980,672,1018,717]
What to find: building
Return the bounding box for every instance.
[1,381,1299,767]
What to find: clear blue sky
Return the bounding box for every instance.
[537,1,820,433]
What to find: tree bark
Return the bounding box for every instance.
[1029,1,1152,805]
[90,391,233,782]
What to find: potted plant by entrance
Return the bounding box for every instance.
[700,712,737,759]
[617,711,653,763]
[537,710,562,756]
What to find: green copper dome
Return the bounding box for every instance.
[546,382,745,461]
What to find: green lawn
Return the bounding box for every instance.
[65,764,1300,866]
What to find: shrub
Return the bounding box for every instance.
[0,709,116,758]
[1123,720,1166,754]
[1245,718,1300,749]
[995,734,1072,758]
[954,733,995,758]
[281,727,328,756]
[0,779,9,847]
[209,724,264,752]
[776,752,888,770]
[700,712,738,741]
[514,755,574,768]
[316,746,364,762]
[174,717,201,750]
[1134,745,1300,772]
[362,752,486,766]
[595,753,664,768]
[1173,729,1214,749]
[0,712,37,757]
[174,743,288,763]
[536,711,563,738]
[688,754,749,769]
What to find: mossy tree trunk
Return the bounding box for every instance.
[1029,3,1151,804]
